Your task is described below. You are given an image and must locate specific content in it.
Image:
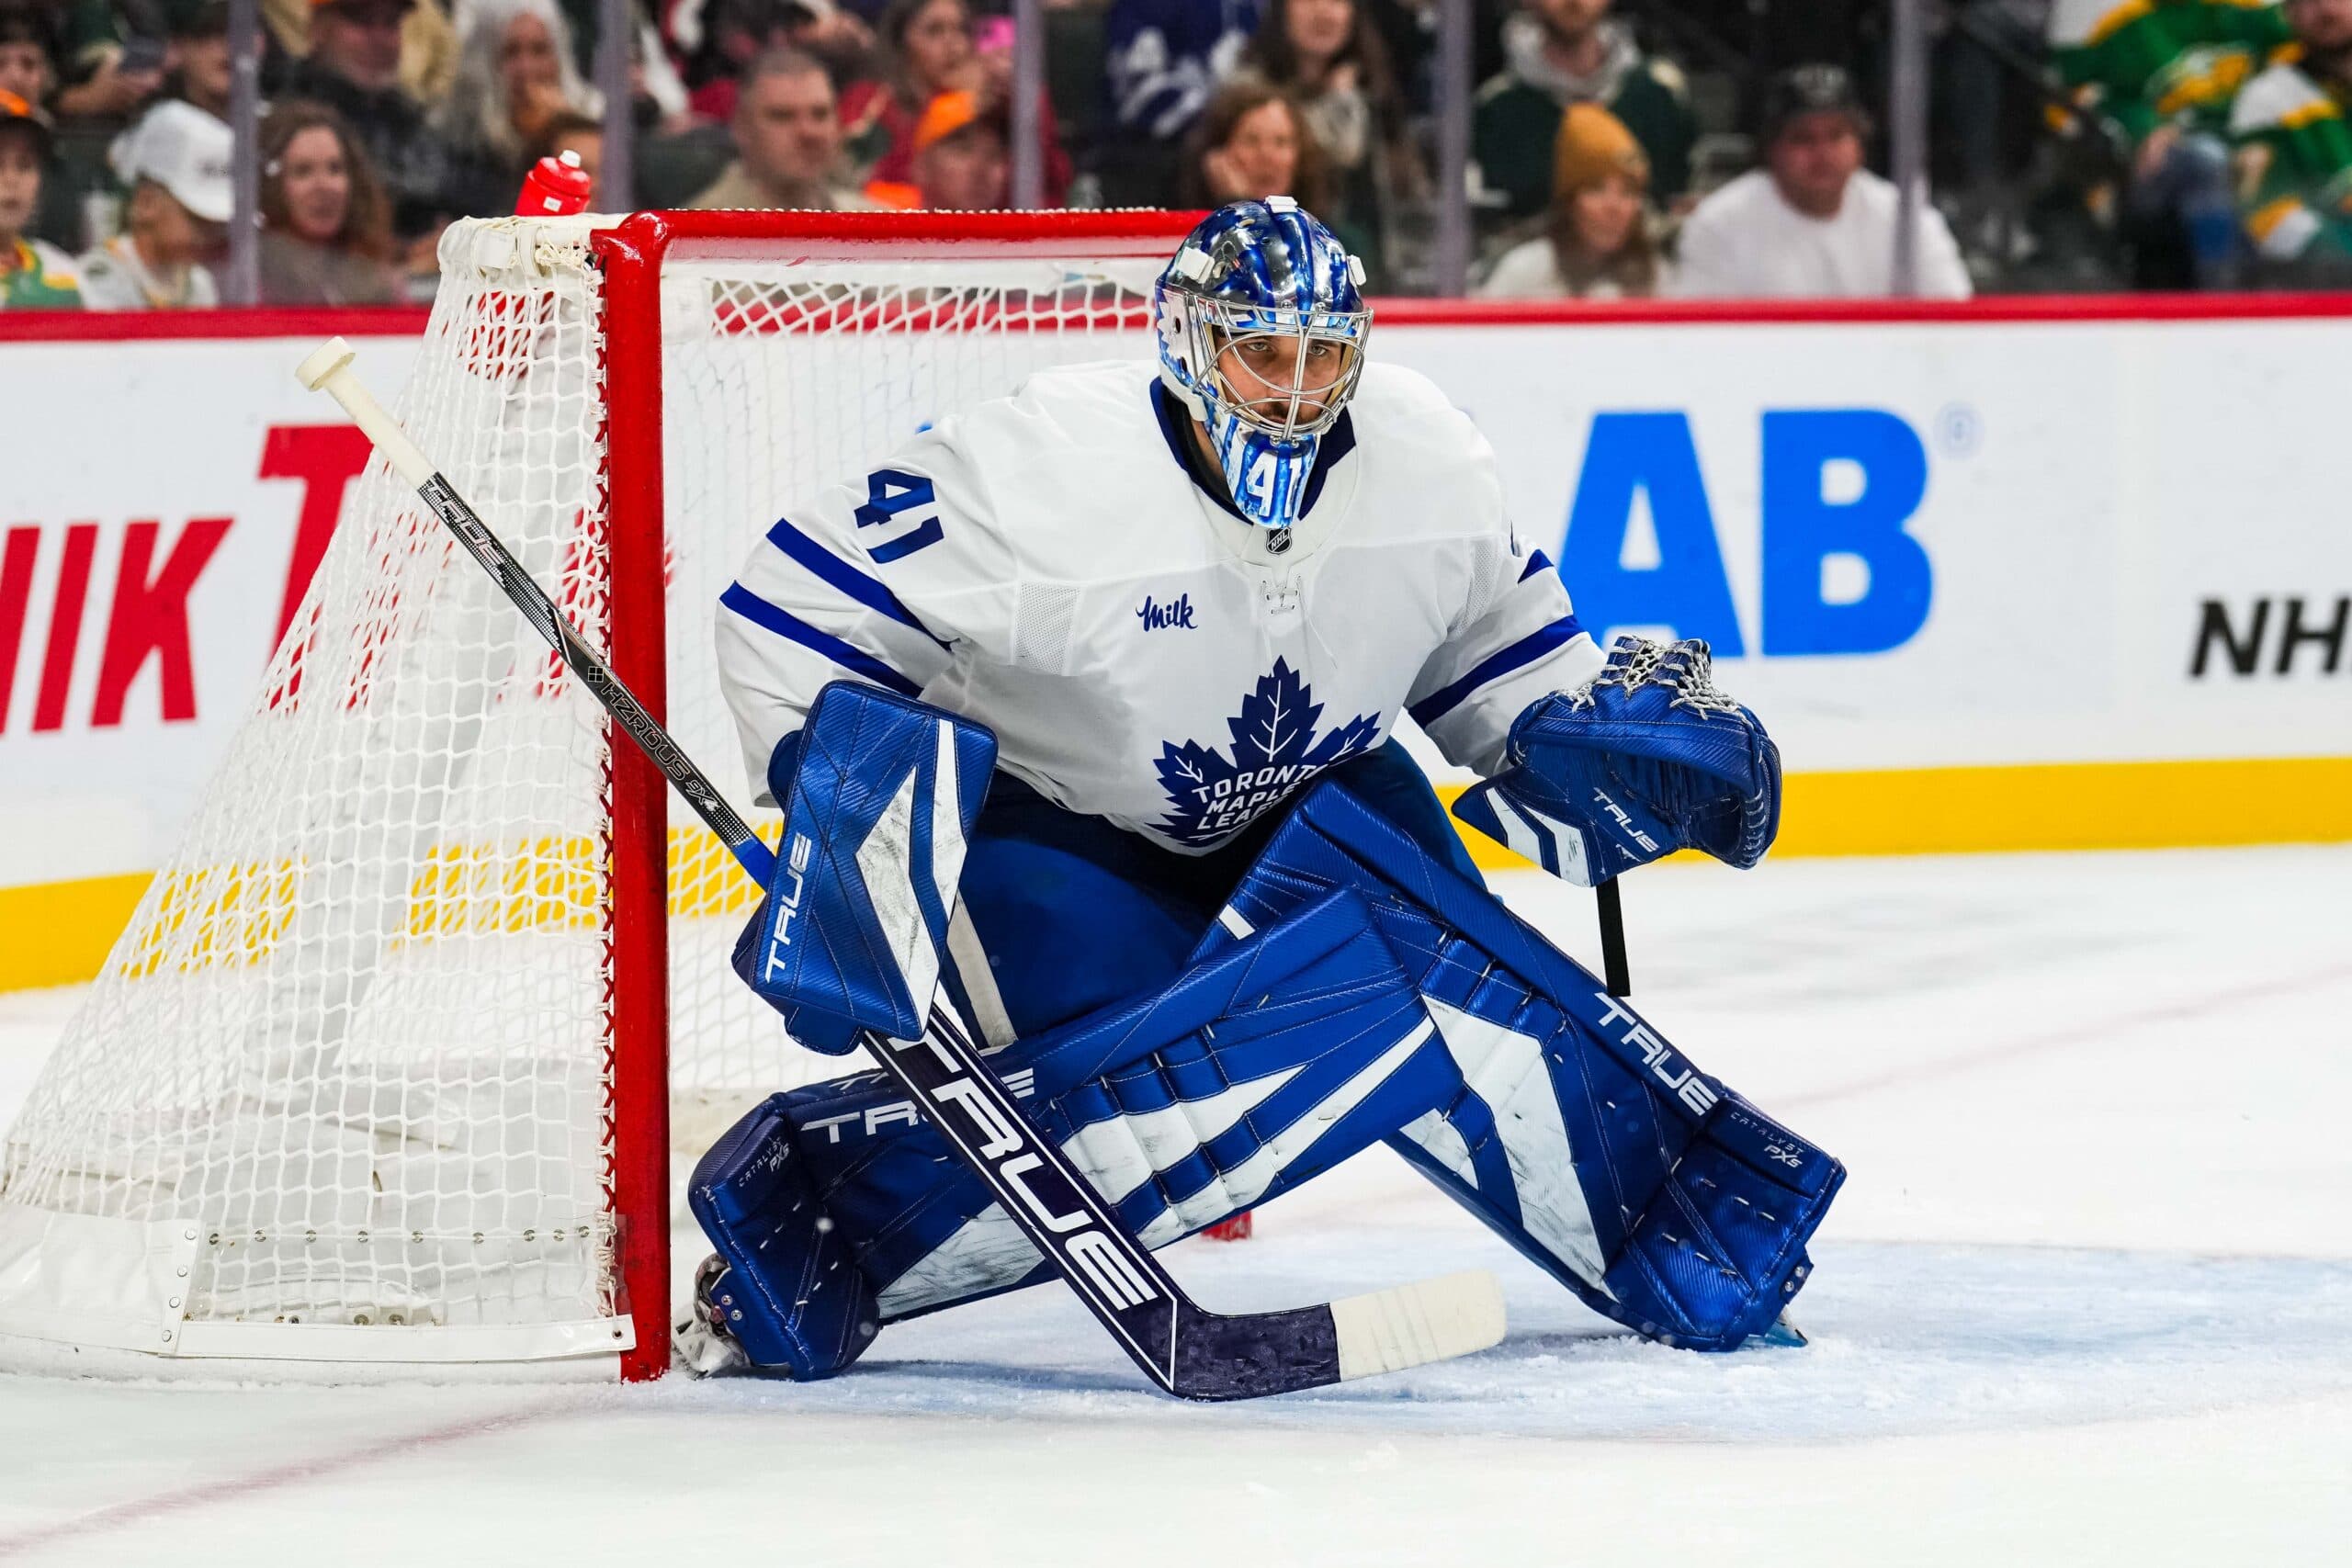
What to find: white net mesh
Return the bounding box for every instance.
[0,216,1166,1371]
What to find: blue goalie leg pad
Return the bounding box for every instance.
[685,1095,882,1380]
[735,681,999,1054]
[1205,783,1845,1352]
[694,886,1458,1349]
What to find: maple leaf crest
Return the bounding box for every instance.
[1153,659,1381,848]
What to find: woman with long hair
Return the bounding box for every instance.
[431,0,599,219]
[257,99,402,304]
[1238,0,1414,283]
[1477,102,1661,299]
[1179,78,1333,221]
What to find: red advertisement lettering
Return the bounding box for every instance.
[259,424,373,644]
[32,524,97,733]
[90,517,233,729]
[0,525,37,731]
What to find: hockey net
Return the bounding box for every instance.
[0,211,1187,1380]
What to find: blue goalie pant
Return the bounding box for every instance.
[689,743,1842,1378]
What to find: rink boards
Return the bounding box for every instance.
[2,297,2348,988]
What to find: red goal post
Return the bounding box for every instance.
[594,210,1197,1379]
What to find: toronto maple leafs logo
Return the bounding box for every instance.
[1154,660,1381,848]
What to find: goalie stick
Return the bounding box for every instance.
[1597,878,1631,998]
[297,336,1505,1401]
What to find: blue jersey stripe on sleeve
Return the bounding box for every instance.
[1518,548,1555,583]
[764,516,950,649]
[1408,613,1586,728]
[719,582,923,697]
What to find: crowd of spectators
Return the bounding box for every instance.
[0,0,2348,314]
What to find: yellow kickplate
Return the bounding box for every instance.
[6,758,2348,992]
[1442,755,2352,870]
[0,874,156,992]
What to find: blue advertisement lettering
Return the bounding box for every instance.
[1761,410,1933,656]
[1556,408,1934,660]
[1557,412,1747,656]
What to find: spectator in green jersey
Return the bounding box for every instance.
[1470,0,1694,230]
[2231,0,2352,280]
[50,0,165,127]
[0,88,80,306]
[2047,0,2294,287]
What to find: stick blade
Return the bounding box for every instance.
[1330,1269,1507,1382]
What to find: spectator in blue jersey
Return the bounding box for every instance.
[1099,0,1259,205]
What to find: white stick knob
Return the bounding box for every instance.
[295,335,436,488]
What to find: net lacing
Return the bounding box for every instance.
[1569,635,1747,721]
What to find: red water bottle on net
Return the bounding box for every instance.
[516,149,594,217]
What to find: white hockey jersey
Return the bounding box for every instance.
[717,358,1603,854]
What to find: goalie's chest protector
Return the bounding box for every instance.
[915,362,1503,853]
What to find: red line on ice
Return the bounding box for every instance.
[0,1395,587,1559]
[1781,961,2352,1111]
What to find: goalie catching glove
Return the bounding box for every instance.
[1453,636,1781,886]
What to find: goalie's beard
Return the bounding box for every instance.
[1222,387,1337,435]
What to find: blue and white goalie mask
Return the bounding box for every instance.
[1153,198,1371,532]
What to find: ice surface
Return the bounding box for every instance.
[3,847,2348,1566]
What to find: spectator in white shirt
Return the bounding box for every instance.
[1675,63,1972,300]
[76,99,226,310]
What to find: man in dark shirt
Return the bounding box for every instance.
[279,0,447,242]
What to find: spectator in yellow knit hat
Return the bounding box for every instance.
[1477,101,1659,299]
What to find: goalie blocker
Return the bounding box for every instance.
[692,694,1840,1380]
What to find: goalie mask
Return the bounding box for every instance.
[1153,198,1371,532]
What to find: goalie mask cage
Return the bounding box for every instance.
[0,210,1193,1382]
